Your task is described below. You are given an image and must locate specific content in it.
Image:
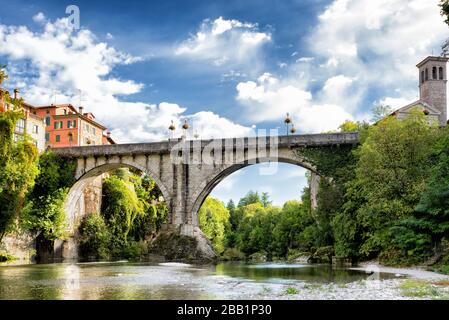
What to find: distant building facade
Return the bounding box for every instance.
[0,89,115,151]
[0,89,46,152]
[390,56,448,126]
[34,104,108,148]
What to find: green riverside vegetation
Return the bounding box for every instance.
[199,110,449,272]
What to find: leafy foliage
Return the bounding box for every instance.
[22,152,76,241]
[440,0,449,25]
[199,197,229,254]
[0,68,39,240]
[22,189,68,240]
[78,213,110,260]
[79,169,168,260]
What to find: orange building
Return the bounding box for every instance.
[35,104,111,148]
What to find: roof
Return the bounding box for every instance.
[35,103,79,114]
[390,100,441,116]
[416,56,449,68]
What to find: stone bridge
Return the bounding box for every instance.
[53,132,359,260]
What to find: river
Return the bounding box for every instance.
[0,261,448,300]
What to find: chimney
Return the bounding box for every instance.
[13,88,19,100]
[79,106,83,114]
[417,56,449,126]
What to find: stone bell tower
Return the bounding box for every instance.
[417,56,449,126]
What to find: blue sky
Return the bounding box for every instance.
[0,0,447,205]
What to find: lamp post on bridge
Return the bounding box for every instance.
[168,120,176,140]
[284,113,292,135]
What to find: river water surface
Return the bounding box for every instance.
[0,261,446,300]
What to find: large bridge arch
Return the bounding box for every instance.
[188,155,317,227]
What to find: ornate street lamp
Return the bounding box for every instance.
[290,124,297,134]
[182,119,189,139]
[284,113,292,135]
[168,120,176,139]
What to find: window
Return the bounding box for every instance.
[433,67,437,79]
[421,71,424,84]
[68,133,73,142]
[54,121,63,129]
[425,68,429,81]
[67,120,76,128]
[45,133,50,142]
[92,127,96,135]
[56,135,60,142]
[45,116,51,126]
[16,119,25,134]
[439,67,444,80]
[70,120,77,128]
[84,123,89,132]
[33,125,39,134]
[63,109,67,115]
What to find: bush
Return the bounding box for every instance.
[122,240,148,261]
[0,251,16,263]
[249,251,267,262]
[78,213,110,261]
[22,188,68,241]
[221,248,245,261]
[309,246,334,263]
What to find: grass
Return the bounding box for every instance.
[399,279,441,298]
[285,287,299,295]
[261,286,272,294]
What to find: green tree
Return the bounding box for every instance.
[371,104,392,123]
[101,175,145,247]
[261,192,272,208]
[199,197,230,254]
[354,111,441,260]
[22,188,68,240]
[23,151,76,241]
[237,191,262,207]
[0,67,39,240]
[440,0,449,25]
[397,131,449,258]
[338,120,359,132]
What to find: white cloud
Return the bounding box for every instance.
[32,12,46,24]
[0,15,252,143]
[235,0,448,130]
[308,0,448,111]
[236,74,353,132]
[175,17,271,70]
